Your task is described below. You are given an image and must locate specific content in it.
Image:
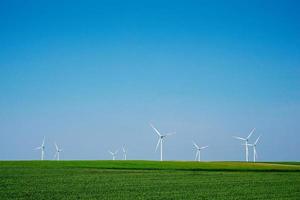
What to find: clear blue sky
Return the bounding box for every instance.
[0,0,299,161]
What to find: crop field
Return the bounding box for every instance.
[0,161,300,200]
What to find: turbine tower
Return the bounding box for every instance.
[109,150,118,160]
[122,146,127,160]
[193,142,208,161]
[233,128,255,162]
[248,135,261,162]
[35,137,45,160]
[150,123,175,161]
[54,142,63,161]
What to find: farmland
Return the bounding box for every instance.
[0,161,300,199]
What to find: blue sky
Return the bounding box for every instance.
[0,0,299,161]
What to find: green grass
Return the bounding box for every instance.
[1,161,300,200]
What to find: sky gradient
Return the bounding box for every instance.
[0,0,299,161]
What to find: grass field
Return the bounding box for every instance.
[1,161,300,200]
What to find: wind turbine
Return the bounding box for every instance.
[150,123,175,161]
[193,142,208,161]
[53,142,63,161]
[248,136,261,162]
[122,146,127,160]
[35,137,45,160]
[109,150,118,160]
[233,128,255,162]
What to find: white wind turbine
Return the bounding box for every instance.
[233,128,255,162]
[109,150,118,160]
[53,142,63,161]
[248,136,261,162]
[193,142,208,162]
[122,146,127,160]
[150,123,175,161]
[35,137,45,160]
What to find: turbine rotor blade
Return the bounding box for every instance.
[150,123,162,136]
[54,142,58,151]
[195,151,199,161]
[42,137,45,146]
[193,141,200,149]
[247,128,255,139]
[233,136,246,141]
[254,147,258,159]
[53,152,57,160]
[200,146,209,149]
[165,132,176,136]
[155,139,161,152]
[255,135,261,145]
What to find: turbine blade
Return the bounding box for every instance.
[54,142,58,151]
[53,152,57,160]
[108,151,113,155]
[254,147,258,159]
[255,135,261,145]
[195,151,199,161]
[42,137,45,146]
[247,128,255,139]
[233,136,246,141]
[165,132,176,136]
[155,139,161,152]
[200,146,209,149]
[35,146,42,150]
[150,123,162,136]
[193,141,200,149]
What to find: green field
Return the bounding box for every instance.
[1,161,300,200]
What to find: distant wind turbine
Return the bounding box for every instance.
[53,142,63,161]
[193,142,208,161]
[122,146,127,160]
[233,128,255,162]
[247,136,261,162]
[109,150,118,160]
[150,123,175,161]
[35,137,45,160]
